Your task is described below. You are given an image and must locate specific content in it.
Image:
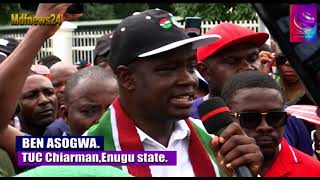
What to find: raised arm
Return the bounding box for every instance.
[0,125,24,167]
[0,3,82,170]
[0,4,81,132]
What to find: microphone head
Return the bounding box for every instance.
[198,97,233,135]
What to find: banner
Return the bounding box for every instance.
[16,136,177,167]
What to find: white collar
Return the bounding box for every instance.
[278,143,282,152]
[203,94,210,101]
[136,120,191,148]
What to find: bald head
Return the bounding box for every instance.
[50,62,78,74]
[49,62,78,108]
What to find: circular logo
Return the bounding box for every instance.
[160,18,173,29]
[293,11,316,33]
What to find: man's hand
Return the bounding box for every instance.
[34,3,82,38]
[211,122,263,177]
[259,51,275,74]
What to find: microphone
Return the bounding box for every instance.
[198,97,253,177]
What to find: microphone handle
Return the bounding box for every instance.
[234,166,253,177]
[211,129,254,177]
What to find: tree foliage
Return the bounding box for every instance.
[171,3,256,21]
[79,3,115,21]
[0,4,21,25]
[79,3,149,21]
[113,3,149,19]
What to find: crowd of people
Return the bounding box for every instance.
[0,3,320,177]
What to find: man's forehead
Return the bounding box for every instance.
[231,88,283,108]
[23,75,53,93]
[220,43,258,55]
[50,62,77,77]
[51,69,77,85]
[51,74,73,84]
[68,78,111,97]
[51,68,77,79]
[207,45,258,62]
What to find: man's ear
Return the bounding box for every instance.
[197,62,210,82]
[114,65,136,91]
[60,105,68,123]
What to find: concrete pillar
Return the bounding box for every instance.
[51,21,77,65]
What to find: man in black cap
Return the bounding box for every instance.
[0,4,130,177]
[93,32,113,72]
[86,9,263,177]
[0,37,19,64]
[0,4,263,177]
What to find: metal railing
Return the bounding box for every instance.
[0,19,262,65]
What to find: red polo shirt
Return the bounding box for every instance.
[264,138,320,177]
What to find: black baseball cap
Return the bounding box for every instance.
[109,9,220,70]
[93,32,113,64]
[0,37,19,55]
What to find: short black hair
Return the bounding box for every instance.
[64,66,116,104]
[221,71,282,105]
[37,55,62,68]
[258,43,271,52]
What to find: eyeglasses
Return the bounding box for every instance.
[275,54,287,65]
[230,110,288,129]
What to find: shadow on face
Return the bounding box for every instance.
[20,74,58,128]
[197,43,259,96]
[271,40,300,84]
[117,45,198,121]
[228,87,285,159]
[63,78,119,136]
[50,62,78,107]
[276,58,300,84]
